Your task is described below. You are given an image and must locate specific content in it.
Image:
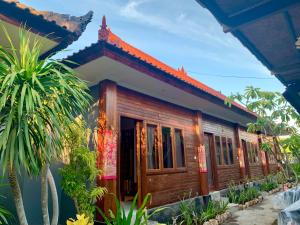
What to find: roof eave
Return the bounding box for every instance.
[0,0,93,58]
[65,41,257,121]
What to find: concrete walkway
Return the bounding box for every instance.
[224,194,282,225]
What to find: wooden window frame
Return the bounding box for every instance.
[214,135,222,166]
[227,137,234,165]
[215,135,236,167]
[145,122,160,172]
[146,123,187,175]
[174,128,186,169]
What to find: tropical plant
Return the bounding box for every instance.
[178,200,199,225]
[199,201,228,223]
[0,183,13,225]
[227,185,260,205]
[260,175,278,192]
[60,120,107,221]
[0,27,91,225]
[226,86,300,181]
[98,193,162,225]
[67,214,93,225]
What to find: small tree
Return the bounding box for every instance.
[0,27,91,225]
[227,86,300,180]
[60,119,106,221]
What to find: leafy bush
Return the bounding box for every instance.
[0,184,13,224]
[260,176,278,192]
[199,201,228,223]
[275,171,288,184]
[60,119,107,221]
[98,193,163,225]
[177,200,228,225]
[227,185,260,205]
[178,200,199,225]
[60,147,106,221]
[67,214,93,225]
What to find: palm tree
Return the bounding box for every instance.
[0,27,91,225]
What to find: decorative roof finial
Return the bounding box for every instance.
[178,66,187,76]
[101,15,107,29]
[98,15,109,41]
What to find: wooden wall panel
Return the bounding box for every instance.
[202,117,241,189]
[117,86,200,207]
[239,129,264,178]
[269,164,278,174]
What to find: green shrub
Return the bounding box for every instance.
[177,200,228,225]
[178,200,199,225]
[227,185,260,205]
[98,193,163,225]
[0,184,13,224]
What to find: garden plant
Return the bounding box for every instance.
[0,27,91,225]
[177,199,228,225]
[98,193,164,225]
[227,86,300,182]
[227,183,260,205]
[60,119,107,222]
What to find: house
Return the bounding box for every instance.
[195,0,300,114]
[65,16,276,212]
[0,0,93,58]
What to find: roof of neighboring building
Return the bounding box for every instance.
[66,16,257,119]
[196,0,300,114]
[0,0,93,58]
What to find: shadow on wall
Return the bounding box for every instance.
[0,163,76,225]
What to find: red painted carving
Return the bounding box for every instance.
[198,145,207,173]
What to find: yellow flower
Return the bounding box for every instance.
[66,214,93,225]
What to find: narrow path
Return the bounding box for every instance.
[224,194,282,225]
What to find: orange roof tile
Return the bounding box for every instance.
[97,16,256,117]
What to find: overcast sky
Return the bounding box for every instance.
[22,0,285,95]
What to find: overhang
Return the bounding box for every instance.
[0,0,93,58]
[65,17,257,127]
[196,0,300,113]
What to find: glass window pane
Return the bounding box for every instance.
[247,142,252,163]
[222,137,228,165]
[215,136,222,165]
[227,138,234,164]
[175,129,185,167]
[162,127,173,168]
[147,124,159,169]
[255,144,259,163]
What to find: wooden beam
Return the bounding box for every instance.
[194,111,209,195]
[225,0,299,32]
[272,62,300,75]
[198,0,300,32]
[234,124,246,180]
[232,30,273,70]
[96,80,118,218]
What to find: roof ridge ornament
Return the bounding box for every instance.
[178,66,187,76]
[98,15,109,41]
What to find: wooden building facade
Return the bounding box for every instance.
[66,17,278,211]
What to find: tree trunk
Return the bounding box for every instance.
[8,166,29,225]
[41,165,50,225]
[47,167,59,225]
